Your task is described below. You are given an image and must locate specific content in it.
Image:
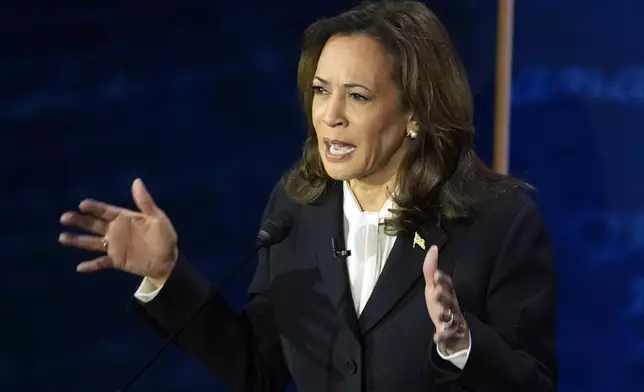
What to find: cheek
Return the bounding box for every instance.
[310,101,324,139]
[360,124,405,161]
[311,97,325,123]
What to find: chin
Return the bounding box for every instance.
[326,171,355,181]
[321,160,361,181]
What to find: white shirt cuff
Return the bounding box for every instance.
[436,330,472,370]
[133,277,164,303]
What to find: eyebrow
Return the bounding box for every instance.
[314,76,372,92]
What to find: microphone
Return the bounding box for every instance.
[116,212,293,391]
[257,213,293,248]
[332,237,351,259]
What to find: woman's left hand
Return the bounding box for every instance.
[423,246,470,354]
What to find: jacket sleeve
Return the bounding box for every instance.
[429,200,558,391]
[129,183,291,391]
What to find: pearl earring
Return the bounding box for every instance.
[406,129,418,139]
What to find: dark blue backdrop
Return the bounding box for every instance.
[3,1,643,391]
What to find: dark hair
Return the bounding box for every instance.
[283,0,530,234]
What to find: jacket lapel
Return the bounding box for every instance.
[358,218,451,333]
[300,180,362,341]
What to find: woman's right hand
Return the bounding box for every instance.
[59,178,179,286]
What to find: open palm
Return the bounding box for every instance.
[59,178,178,281]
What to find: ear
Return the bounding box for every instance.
[404,107,418,126]
[406,117,419,133]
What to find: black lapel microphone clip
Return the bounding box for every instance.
[331,237,351,259]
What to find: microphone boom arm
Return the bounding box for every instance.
[116,246,261,392]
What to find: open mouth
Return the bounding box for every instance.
[324,138,357,161]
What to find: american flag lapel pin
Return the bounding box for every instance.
[413,231,426,250]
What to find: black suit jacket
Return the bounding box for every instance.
[132,180,558,392]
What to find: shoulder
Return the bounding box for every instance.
[446,189,547,242]
[263,178,303,220]
[474,189,541,224]
[441,190,553,282]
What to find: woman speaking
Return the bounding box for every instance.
[59,1,558,391]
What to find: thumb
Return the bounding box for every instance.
[132,178,160,216]
[422,245,439,288]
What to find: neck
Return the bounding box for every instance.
[348,156,401,212]
[349,138,404,212]
[347,139,407,212]
[348,178,395,212]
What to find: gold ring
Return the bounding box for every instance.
[102,238,109,251]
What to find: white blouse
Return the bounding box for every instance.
[342,181,397,317]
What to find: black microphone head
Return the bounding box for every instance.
[256,212,293,248]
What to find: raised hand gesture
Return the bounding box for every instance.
[59,178,178,284]
[423,245,470,354]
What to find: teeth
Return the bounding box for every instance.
[329,143,356,156]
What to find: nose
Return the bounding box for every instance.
[322,94,347,128]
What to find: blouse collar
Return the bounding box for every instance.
[342,181,396,223]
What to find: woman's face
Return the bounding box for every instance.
[312,34,415,183]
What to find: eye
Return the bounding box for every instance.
[350,93,369,102]
[312,86,326,94]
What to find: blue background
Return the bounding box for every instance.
[3,0,643,391]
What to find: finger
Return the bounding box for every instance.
[439,307,454,323]
[76,256,114,273]
[434,319,467,344]
[433,313,459,340]
[434,288,458,312]
[422,245,439,289]
[59,212,109,235]
[79,199,133,221]
[434,270,453,292]
[434,328,455,344]
[59,233,105,252]
[132,178,161,216]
